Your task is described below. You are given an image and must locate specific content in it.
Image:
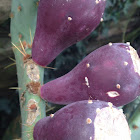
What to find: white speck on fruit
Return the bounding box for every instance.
[108,102,113,108]
[100,18,103,22]
[85,77,90,88]
[68,16,72,21]
[126,42,130,46]
[86,63,90,68]
[116,84,121,89]
[50,114,54,118]
[95,0,99,4]
[124,61,128,66]
[86,118,92,124]
[109,42,113,46]
[89,136,92,140]
[88,100,93,104]
[106,91,120,98]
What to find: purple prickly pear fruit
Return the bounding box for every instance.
[40,43,140,107]
[32,0,106,66]
[33,100,131,140]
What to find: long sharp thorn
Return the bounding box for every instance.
[4,63,16,69]
[9,57,16,62]
[9,87,22,90]
[19,38,26,54]
[29,28,32,45]
[12,42,26,57]
[44,66,57,70]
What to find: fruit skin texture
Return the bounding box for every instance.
[41,43,140,107]
[33,100,131,140]
[32,0,106,66]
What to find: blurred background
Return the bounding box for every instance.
[0,0,140,139]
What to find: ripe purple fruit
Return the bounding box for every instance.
[33,100,131,140]
[32,0,106,66]
[40,43,140,106]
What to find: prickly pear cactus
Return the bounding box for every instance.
[10,0,140,139]
[10,0,46,139]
